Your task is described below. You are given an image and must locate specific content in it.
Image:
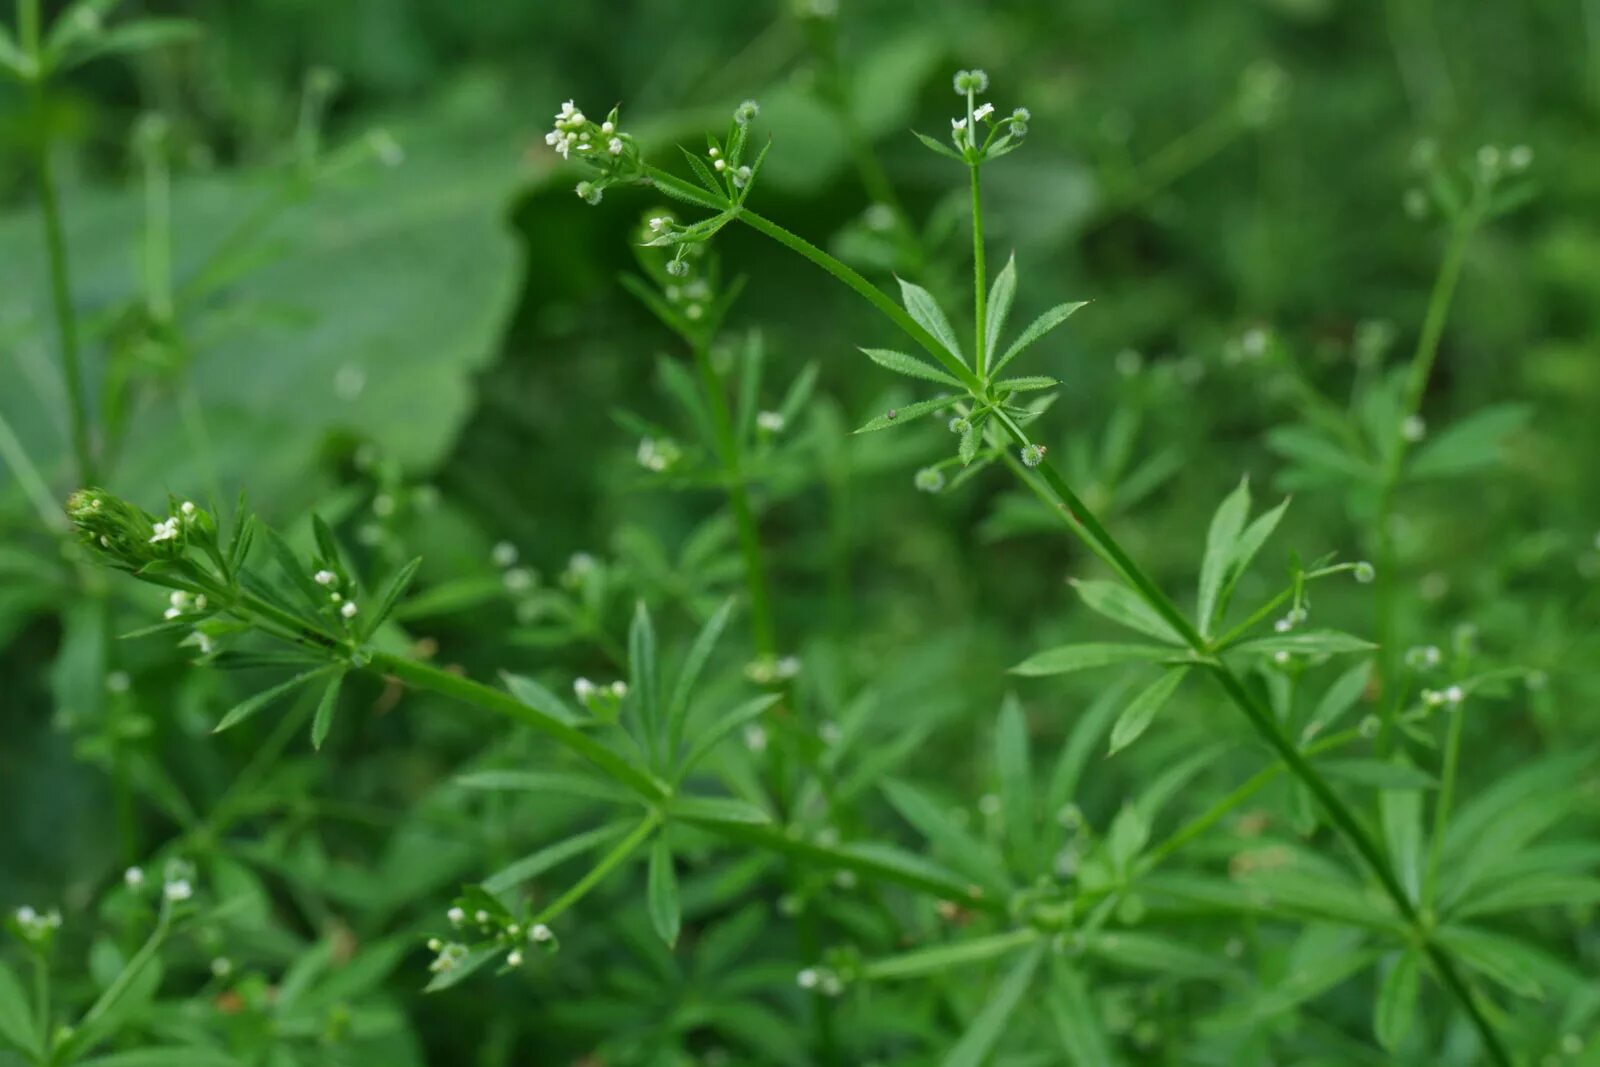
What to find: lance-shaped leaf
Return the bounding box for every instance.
[991,301,1087,378]
[854,394,960,434]
[985,254,1017,364]
[941,944,1045,1067]
[647,838,681,948]
[214,664,336,734]
[310,669,346,751]
[1012,642,1176,677]
[862,347,963,387]
[897,277,965,365]
[1108,668,1189,754]
[1072,579,1185,644]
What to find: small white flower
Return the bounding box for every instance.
[164,879,193,902]
[1275,618,1292,633]
[1444,685,1464,705]
[1273,650,1292,665]
[474,909,490,924]
[506,949,524,967]
[648,216,670,233]
[491,542,518,567]
[15,906,36,925]
[951,117,968,132]
[756,410,786,433]
[610,681,628,698]
[797,968,819,989]
[149,518,180,544]
[447,906,465,926]
[210,957,233,978]
[973,102,994,121]
[744,724,768,752]
[503,567,534,593]
[608,137,623,155]
[732,164,753,189]
[601,120,615,134]
[180,501,196,517]
[124,866,145,889]
[685,303,704,320]
[340,601,359,619]
[713,158,727,172]
[708,147,720,159]
[530,923,553,942]
[1401,415,1427,442]
[574,677,597,702]
[314,570,337,586]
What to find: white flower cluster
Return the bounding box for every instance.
[745,655,801,686]
[489,541,537,595]
[636,437,683,473]
[756,411,786,434]
[945,70,1030,159]
[1273,606,1308,633]
[574,677,628,720]
[432,907,557,978]
[544,101,640,206]
[796,966,845,996]
[164,589,207,620]
[12,905,63,943]
[1405,644,1443,671]
[162,858,196,902]
[1422,685,1465,708]
[314,567,360,621]
[149,500,200,544]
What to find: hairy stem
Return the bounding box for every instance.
[970,163,988,378]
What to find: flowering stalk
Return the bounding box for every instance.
[557,76,1514,1062]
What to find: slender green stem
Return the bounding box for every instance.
[76,900,172,1035]
[532,811,661,925]
[970,164,988,378]
[0,407,67,530]
[33,952,49,1062]
[723,199,1512,1066]
[1421,702,1465,913]
[1373,213,1477,741]
[691,341,777,657]
[27,68,94,485]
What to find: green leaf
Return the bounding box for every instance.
[1197,478,1251,634]
[1216,495,1292,622]
[897,277,965,364]
[1450,875,1600,921]
[940,944,1044,1067]
[678,145,727,198]
[853,393,959,433]
[362,556,421,637]
[861,347,962,387]
[1108,668,1189,754]
[53,18,200,73]
[994,694,1035,870]
[911,129,965,161]
[263,526,325,617]
[1408,403,1531,480]
[1303,660,1372,739]
[454,770,632,804]
[0,25,32,81]
[1434,925,1552,1000]
[213,665,334,734]
[309,669,345,751]
[678,693,782,777]
[0,960,41,1059]
[647,838,681,948]
[500,672,582,726]
[1012,642,1176,677]
[1086,931,1235,980]
[667,598,735,757]
[882,779,1012,898]
[991,301,1087,378]
[628,600,660,757]
[993,375,1058,392]
[1318,758,1437,791]
[1231,630,1376,655]
[669,795,772,826]
[1374,951,1421,1050]
[483,822,633,895]
[422,944,501,993]
[958,423,979,466]
[1048,959,1115,1066]
[1266,425,1379,488]
[985,254,1017,364]
[1072,579,1185,644]
[311,514,343,572]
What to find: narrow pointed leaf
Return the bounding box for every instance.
[214,665,334,734]
[678,693,782,776]
[897,277,965,364]
[992,301,1087,377]
[1012,642,1176,677]
[363,556,421,637]
[861,347,962,387]
[940,944,1044,1067]
[994,376,1059,392]
[0,961,41,1059]
[1197,478,1251,634]
[911,129,965,161]
[1375,951,1421,1049]
[310,669,346,751]
[1109,668,1189,754]
[853,394,959,434]
[667,598,735,758]
[1072,579,1185,644]
[1232,631,1377,655]
[994,694,1035,869]
[628,601,660,757]
[647,838,681,948]
[985,254,1017,364]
